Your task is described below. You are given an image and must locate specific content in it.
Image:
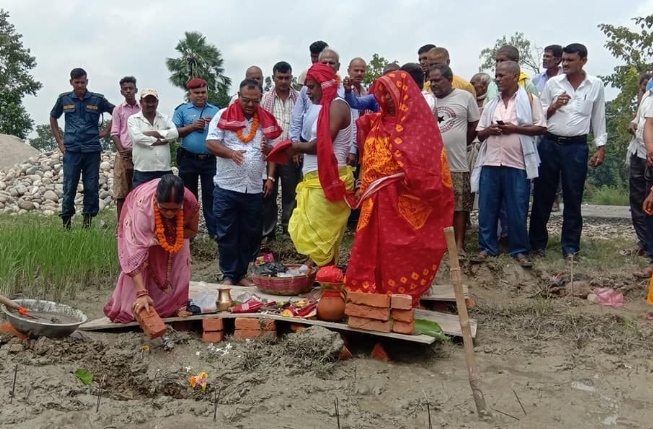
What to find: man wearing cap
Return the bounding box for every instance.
[173,78,220,240]
[128,89,179,187]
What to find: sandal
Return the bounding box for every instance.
[646,312,653,321]
[470,251,490,264]
[457,249,467,260]
[633,264,653,279]
[564,253,579,264]
[515,254,533,268]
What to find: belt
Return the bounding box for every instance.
[544,132,588,144]
[180,147,214,160]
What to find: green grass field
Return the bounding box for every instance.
[0,212,119,301]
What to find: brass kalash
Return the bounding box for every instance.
[216,288,233,312]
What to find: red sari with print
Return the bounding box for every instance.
[345,71,454,306]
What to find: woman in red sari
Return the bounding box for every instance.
[104,174,200,323]
[345,71,454,306]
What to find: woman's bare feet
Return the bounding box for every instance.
[177,306,192,318]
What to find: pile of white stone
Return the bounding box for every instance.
[0,151,117,215]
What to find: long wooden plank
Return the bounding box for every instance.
[420,284,469,302]
[80,312,434,344]
[80,281,477,339]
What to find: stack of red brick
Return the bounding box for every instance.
[345,292,415,335]
[202,318,225,343]
[233,318,277,340]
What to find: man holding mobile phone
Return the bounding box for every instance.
[173,78,220,241]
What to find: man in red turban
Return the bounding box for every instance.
[284,62,355,266]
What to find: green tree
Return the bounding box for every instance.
[364,53,397,86]
[165,31,232,108]
[587,14,653,190]
[28,124,61,152]
[0,9,42,139]
[478,32,542,75]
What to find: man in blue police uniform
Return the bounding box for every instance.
[50,68,115,229]
[173,78,220,240]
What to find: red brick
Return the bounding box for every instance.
[234,318,276,331]
[347,292,390,308]
[0,322,27,340]
[233,329,277,340]
[338,345,353,361]
[390,294,413,310]
[391,308,415,323]
[371,343,390,361]
[202,318,225,332]
[345,303,390,321]
[392,320,415,335]
[347,316,392,333]
[202,331,225,343]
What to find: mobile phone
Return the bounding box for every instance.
[496,120,505,126]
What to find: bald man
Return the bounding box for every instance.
[424,47,476,97]
[230,66,264,104]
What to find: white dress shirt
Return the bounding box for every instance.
[128,111,179,172]
[206,109,266,194]
[540,73,607,147]
[629,90,653,159]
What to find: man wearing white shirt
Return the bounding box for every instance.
[128,89,179,187]
[206,79,282,286]
[628,85,653,264]
[529,43,607,262]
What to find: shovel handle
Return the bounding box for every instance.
[0,295,21,310]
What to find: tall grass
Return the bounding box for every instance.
[0,213,119,302]
[584,185,629,206]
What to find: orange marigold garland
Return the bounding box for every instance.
[153,198,184,254]
[236,113,260,143]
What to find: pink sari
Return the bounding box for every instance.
[103,179,199,323]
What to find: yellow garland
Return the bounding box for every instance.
[236,112,259,143]
[153,198,184,254]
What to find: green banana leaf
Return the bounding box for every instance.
[74,368,94,385]
[414,319,449,341]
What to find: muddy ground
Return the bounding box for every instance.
[1,217,653,429]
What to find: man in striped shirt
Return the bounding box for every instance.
[261,61,300,239]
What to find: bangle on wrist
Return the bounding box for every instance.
[136,290,149,298]
[267,176,275,182]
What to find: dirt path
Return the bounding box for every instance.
[1,217,652,428]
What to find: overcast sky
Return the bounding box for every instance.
[3,0,652,137]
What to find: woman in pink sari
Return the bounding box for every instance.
[104,174,199,323]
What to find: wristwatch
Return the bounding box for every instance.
[267,176,275,182]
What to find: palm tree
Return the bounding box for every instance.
[166,31,232,106]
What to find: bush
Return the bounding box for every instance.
[584,185,629,206]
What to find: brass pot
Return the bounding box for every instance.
[216,288,233,312]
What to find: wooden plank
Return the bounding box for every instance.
[420,283,469,302]
[79,312,434,344]
[81,281,477,340]
[415,309,477,339]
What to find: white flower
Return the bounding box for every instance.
[195,351,201,357]
[185,366,192,373]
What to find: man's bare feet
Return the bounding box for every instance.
[222,279,234,285]
[237,278,255,286]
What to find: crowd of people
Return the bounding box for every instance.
[51,38,648,323]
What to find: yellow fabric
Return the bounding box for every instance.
[518,71,529,89]
[288,166,354,266]
[424,74,476,97]
[648,275,653,305]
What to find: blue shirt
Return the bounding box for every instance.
[647,78,653,92]
[344,92,379,112]
[50,91,115,152]
[172,102,220,154]
[289,85,345,142]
